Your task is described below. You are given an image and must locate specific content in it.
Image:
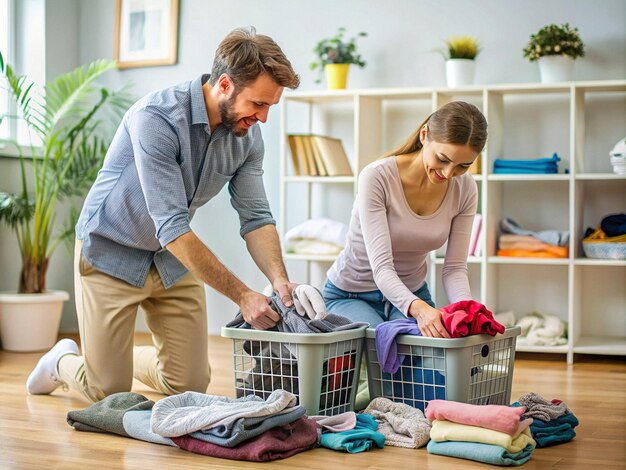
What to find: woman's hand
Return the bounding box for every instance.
[408,299,451,338]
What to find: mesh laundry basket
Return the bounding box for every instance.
[365,326,521,412]
[221,326,366,416]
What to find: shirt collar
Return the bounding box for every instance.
[190,74,210,126]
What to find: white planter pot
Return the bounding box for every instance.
[537,55,575,83]
[446,59,475,87]
[0,290,69,352]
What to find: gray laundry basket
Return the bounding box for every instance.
[365,326,521,412]
[221,326,367,416]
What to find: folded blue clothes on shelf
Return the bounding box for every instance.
[493,153,561,174]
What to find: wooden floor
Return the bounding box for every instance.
[1,334,625,470]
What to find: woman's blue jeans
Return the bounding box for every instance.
[322,279,435,327]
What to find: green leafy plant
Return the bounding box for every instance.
[442,35,481,60]
[309,27,367,83]
[523,23,585,62]
[0,52,132,293]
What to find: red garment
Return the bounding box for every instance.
[551,399,563,405]
[440,300,505,338]
[171,417,319,462]
[328,354,355,390]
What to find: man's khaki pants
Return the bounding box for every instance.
[58,240,210,403]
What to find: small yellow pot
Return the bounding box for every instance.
[324,63,350,90]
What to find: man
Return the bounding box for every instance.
[26,27,322,403]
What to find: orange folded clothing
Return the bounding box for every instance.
[497,249,568,258]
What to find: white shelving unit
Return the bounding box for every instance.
[279,80,626,364]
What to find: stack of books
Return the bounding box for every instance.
[287,134,353,176]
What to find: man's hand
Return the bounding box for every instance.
[272,278,297,308]
[292,285,327,320]
[239,291,280,330]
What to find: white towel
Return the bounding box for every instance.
[284,218,348,251]
[517,312,567,346]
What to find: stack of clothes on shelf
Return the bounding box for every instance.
[493,153,561,174]
[425,400,536,466]
[498,217,569,258]
[283,218,348,256]
[610,137,626,175]
[582,213,626,260]
[512,393,579,447]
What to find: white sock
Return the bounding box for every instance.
[26,338,79,394]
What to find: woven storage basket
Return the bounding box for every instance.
[582,228,626,260]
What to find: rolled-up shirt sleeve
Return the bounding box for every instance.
[128,108,192,247]
[228,129,276,237]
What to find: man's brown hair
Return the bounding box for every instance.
[209,26,300,89]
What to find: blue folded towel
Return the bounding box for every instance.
[320,413,385,453]
[493,153,560,174]
[494,167,558,174]
[532,427,577,447]
[510,402,578,447]
[531,412,579,429]
[427,440,534,466]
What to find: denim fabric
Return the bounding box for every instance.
[322,279,435,327]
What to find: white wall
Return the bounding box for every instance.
[1,0,625,334]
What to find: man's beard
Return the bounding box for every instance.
[218,93,248,137]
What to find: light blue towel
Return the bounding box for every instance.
[189,406,306,447]
[427,440,534,466]
[123,410,177,447]
[320,413,385,453]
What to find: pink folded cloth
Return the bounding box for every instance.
[171,417,319,462]
[424,400,529,436]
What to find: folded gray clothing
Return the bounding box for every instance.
[67,392,154,437]
[500,217,569,246]
[123,410,177,447]
[226,293,368,334]
[151,389,297,437]
[189,406,307,447]
[363,397,431,449]
[518,392,571,422]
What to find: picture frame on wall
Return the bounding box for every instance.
[114,0,179,69]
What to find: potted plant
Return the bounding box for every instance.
[310,27,367,90]
[523,23,585,83]
[0,52,131,351]
[441,35,480,88]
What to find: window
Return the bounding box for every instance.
[0,0,11,141]
[0,0,45,151]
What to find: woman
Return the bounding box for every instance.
[323,101,487,338]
